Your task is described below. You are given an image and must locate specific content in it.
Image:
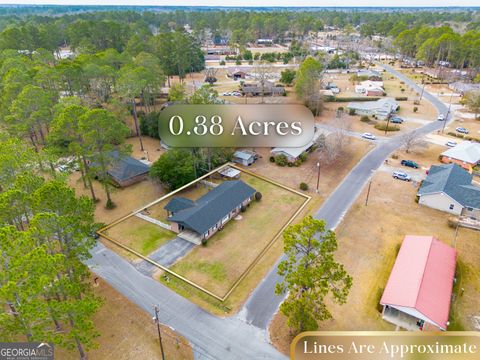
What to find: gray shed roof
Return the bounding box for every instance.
[418,164,480,209]
[164,197,195,213]
[166,180,256,235]
[107,151,150,182]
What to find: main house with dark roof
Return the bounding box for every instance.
[417,164,480,218]
[164,180,256,243]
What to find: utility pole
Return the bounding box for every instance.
[442,90,454,134]
[385,116,392,136]
[419,77,426,102]
[365,179,373,206]
[316,162,321,193]
[153,305,166,360]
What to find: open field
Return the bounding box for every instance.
[168,172,306,297]
[56,278,193,360]
[270,168,480,355]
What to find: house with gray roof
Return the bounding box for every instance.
[347,97,399,120]
[417,164,480,218]
[165,180,256,243]
[102,151,150,187]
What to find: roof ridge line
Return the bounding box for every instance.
[413,237,435,309]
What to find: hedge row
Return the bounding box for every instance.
[447,132,480,142]
[324,96,381,103]
[395,96,408,101]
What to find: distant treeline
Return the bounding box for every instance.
[0,9,477,51]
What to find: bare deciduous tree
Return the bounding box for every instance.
[401,131,427,153]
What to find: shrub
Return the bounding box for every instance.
[269,156,275,162]
[298,152,307,162]
[274,154,288,167]
[235,59,242,65]
[337,106,344,111]
[254,192,262,201]
[287,162,293,167]
[241,205,247,212]
[391,153,399,159]
[413,100,420,105]
[395,96,408,101]
[299,182,309,191]
[294,159,302,167]
[349,108,355,115]
[219,60,226,66]
[413,106,418,113]
[360,115,370,122]
[374,122,400,132]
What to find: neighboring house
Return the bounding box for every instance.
[355,81,385,96]
[417,164,480,218]
[94,151,150,187]
[347,98,398,120]
[233,150,257,166]
[356,69,382,81]
[256,38,274,45]
[227,67,249,80]
[271,127,322,162]
[448,81,480,95]
[380,235,456,331]
[241,82,285,96]
[165,180,256,243]
[440,141,480,173]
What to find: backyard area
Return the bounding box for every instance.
[270,159,480,355]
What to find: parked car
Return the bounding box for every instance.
[437,114,445,121]
[393,171,412,181]
[456,127,469,134]
[231,91,242,96]
[331,88,340,94]
[221,92,231,96]
[362,132,376,140]
[401,159,419,169]
[390,116,404,124]
[446,141,457,147]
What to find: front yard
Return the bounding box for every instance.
[164,172,307,301]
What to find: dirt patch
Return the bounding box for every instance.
[55,279,193,360]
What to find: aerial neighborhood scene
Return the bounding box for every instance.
[0,1,480,359]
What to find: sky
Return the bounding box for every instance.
[0,1,478,8]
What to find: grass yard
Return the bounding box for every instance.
[168,172,306,298]
[56,278,193,360]
[103,216,175,257]
[270,170,480,355]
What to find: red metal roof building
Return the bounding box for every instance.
[380,235,457,331]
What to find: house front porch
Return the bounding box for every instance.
[382,306,423,331]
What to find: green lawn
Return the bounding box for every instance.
[105,216,176,256]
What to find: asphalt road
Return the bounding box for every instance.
[242,62,451,329]
[87,63,452,359]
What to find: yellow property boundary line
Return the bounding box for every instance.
[97,162,311,302]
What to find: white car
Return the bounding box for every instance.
[446,141,457,147]
[392,171,412,182]
[362,132,376,140]
[231,91,242,96]
[221,92,232,96]
[437,114,445,121]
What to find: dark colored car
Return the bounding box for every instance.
[390,116,404,124]
[401,159,419,169]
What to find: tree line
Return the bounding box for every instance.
[0,136,101,359]
[394,25,480,70]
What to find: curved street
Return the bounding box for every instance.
[87,63,452,359]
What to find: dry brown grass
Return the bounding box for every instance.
[270,170,480,354]
[169,172,306,297]
[56,279,193,360]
